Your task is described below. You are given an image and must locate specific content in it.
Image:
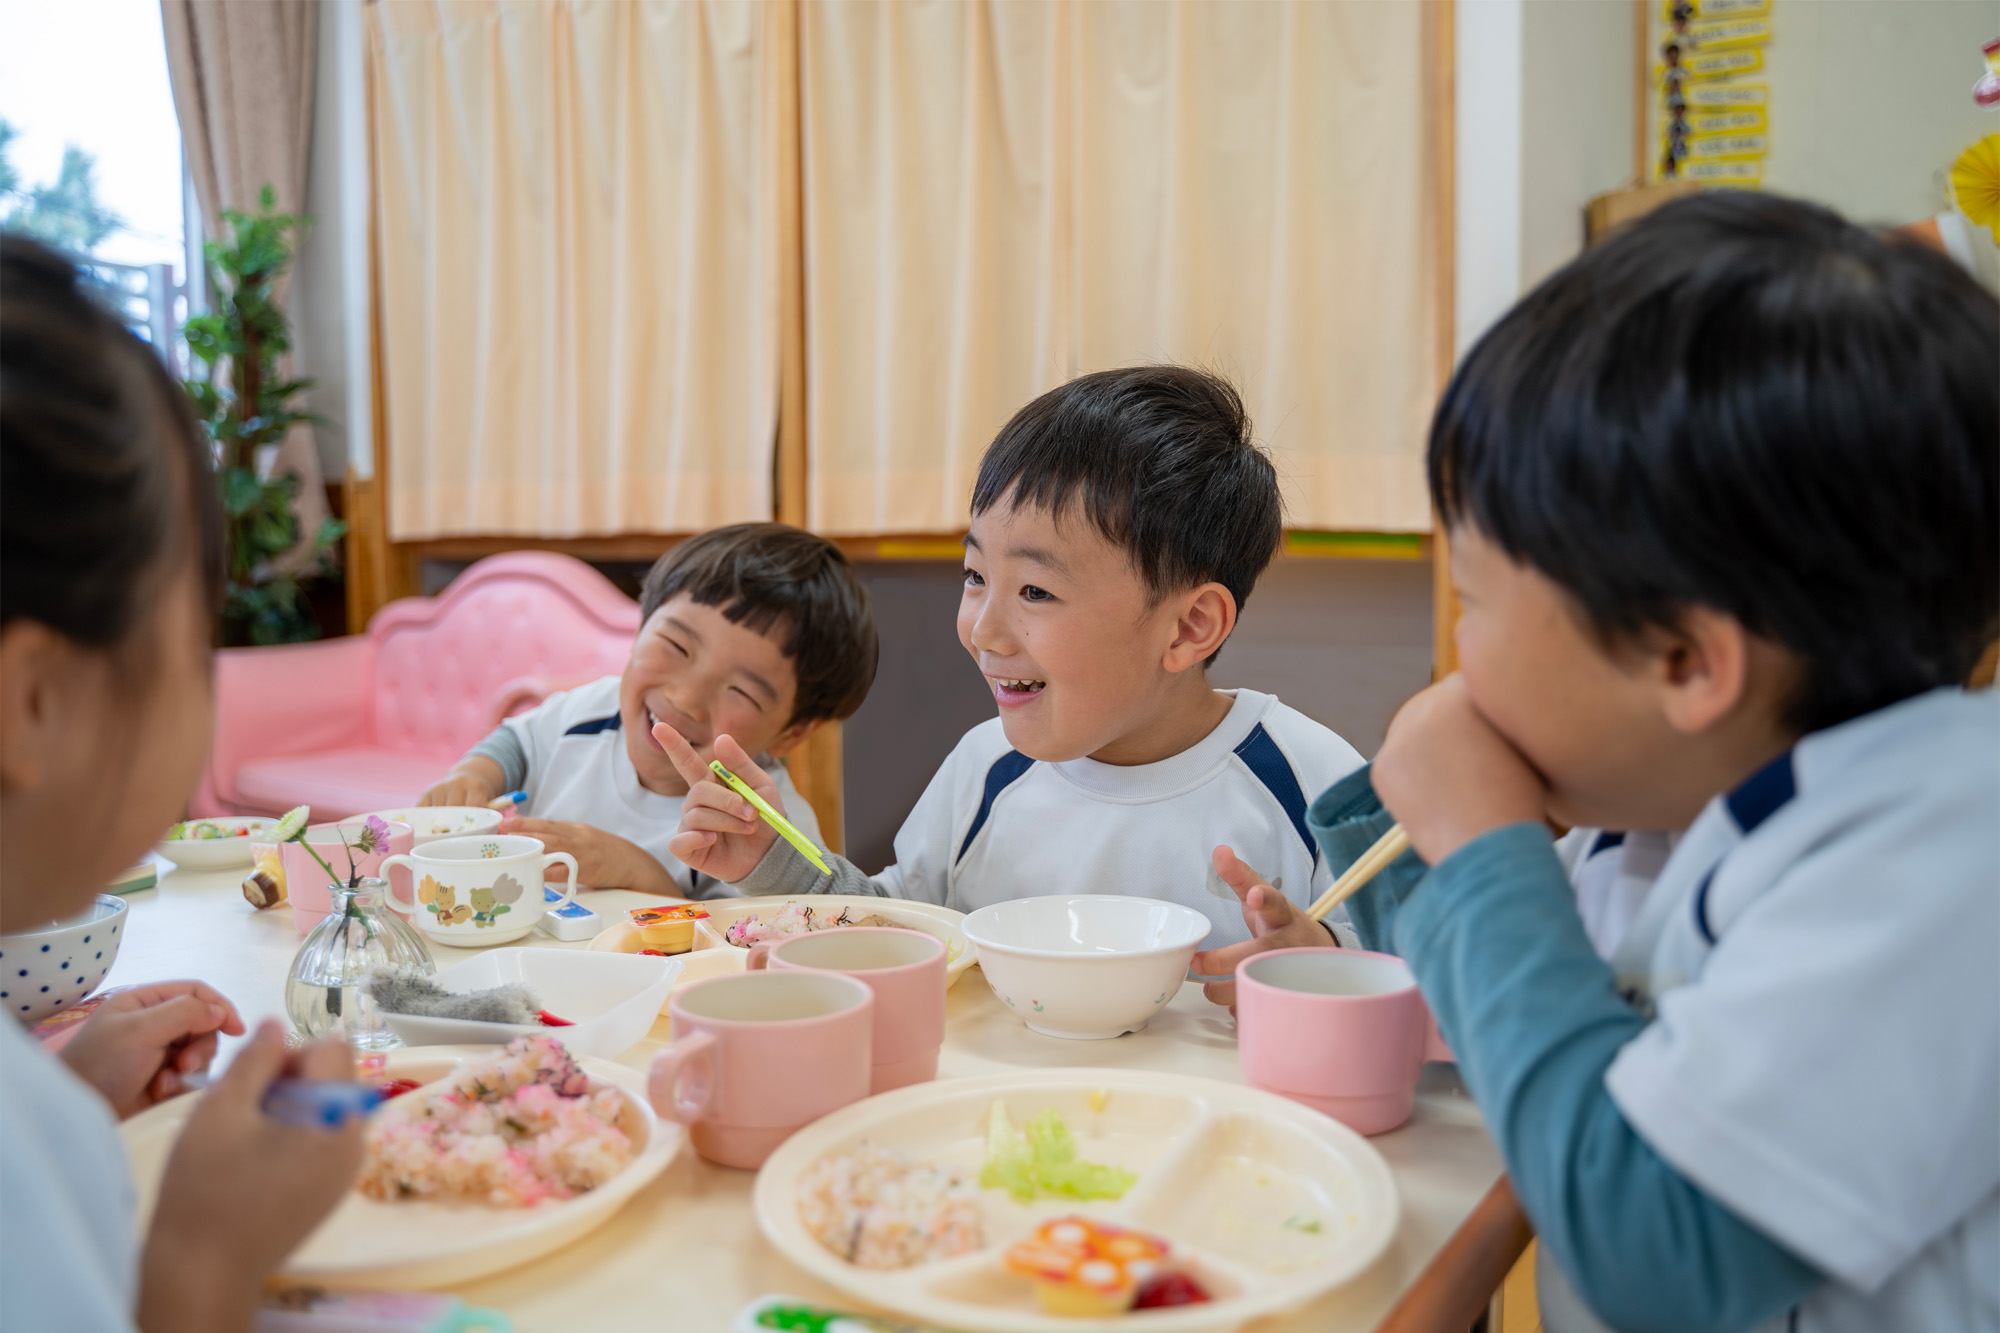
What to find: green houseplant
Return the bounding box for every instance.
[183,185,345,645]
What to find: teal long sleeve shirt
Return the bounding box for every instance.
[1307,767,1823,1333]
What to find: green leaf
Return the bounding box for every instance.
[219,468,264,517]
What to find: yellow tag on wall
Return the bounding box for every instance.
[1685,159,1764,184]
[1681,132,1768,162]
[1684,47,1763,80]
[1661,0,1770,19]
[1686,107,1766,135]
[1686,17,1772,51]
[1686,81,1768,108]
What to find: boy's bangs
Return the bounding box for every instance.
[969,366,1284,635]
[639,523,879,726]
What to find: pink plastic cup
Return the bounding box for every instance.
[1235,947,1453,1136]
[283,820,414,937]
[746,927,947,1094]
[648,970,873,1169]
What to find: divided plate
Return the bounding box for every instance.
[754,1068,1399,1333]
[589,894,976,989]
[121,1046,683,1290]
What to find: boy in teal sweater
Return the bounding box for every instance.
[1197,194,1998,1332]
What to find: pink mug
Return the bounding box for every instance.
[282,821,414,937]
[1235,947,1453,1136]
[746,927,947,1093]
[648,970,874,1169]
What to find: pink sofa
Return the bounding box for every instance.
[195,552,643,819]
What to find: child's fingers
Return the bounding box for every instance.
[123,993,232,1050]
[680,779,759,827]
[679,803,761,837]
[651,719,714,790]
[1212,846,1278,904]
[174,1030,220,1074]
[288,1034,356,1085]
[668,830,717,864]
[713,734,779,800]
[215,1020,288,1102]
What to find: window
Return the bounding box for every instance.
[0,0,191,367]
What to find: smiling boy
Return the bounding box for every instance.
[660,367,1367,947]
[1205,195,1998,1332]
[419,524,877,896]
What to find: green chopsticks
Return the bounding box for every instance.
[709,760,832,877]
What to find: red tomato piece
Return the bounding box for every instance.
[1132,1272,1211,1308]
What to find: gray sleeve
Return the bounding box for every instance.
[733,836,887,898]
[464,725,528,793]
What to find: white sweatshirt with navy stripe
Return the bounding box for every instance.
[734,689,1366,948]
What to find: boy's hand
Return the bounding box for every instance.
[501,816,679,896]
[58,981,246,1118]
[1372,675,1548,866]
[1189,847,1335,1011]
[139,1023,364,1333]
[419,757,503,809]
[655,723,781,882]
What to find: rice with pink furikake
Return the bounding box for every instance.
[358,1035,634,1208]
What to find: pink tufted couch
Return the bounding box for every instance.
[194,552,643,819]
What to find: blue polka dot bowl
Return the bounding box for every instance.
[0,894,126,1026]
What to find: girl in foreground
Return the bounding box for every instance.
[0,237,361,1331]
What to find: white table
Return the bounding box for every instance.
[109,862,1504,1332]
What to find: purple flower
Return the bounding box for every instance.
[355,815,392,857]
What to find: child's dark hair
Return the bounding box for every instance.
[2,236,224,649]
[1431,191,1998,734]
[640,523,878,725]
[970,365,1282,664]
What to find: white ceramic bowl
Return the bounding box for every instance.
[961,895,1212,1040]
[379,947,683,1059]
[363,806,505,847]
[1,895,127,1024]
[153,816,278,870]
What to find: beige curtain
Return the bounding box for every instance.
[803,0,1441,534]
[370,0,779,539]
[161,0,333,561]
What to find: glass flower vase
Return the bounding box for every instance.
[284,878,435,1051]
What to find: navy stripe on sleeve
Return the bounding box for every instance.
[955,751,1035,865]
[1232,723,1319,866]
[562,713,622,737]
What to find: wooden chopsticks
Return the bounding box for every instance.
[1305,824,1410,922]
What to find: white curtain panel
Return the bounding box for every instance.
[802,0,1442,535]
[370,0,780,539]
[162,0,334,566]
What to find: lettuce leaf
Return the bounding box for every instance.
[977,1100,1135,1203]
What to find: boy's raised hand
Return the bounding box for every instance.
[1189,846,1334,1011]
[1371,674,1548,866]
[655,722,782,883]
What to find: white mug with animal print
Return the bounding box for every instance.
[380,834,579,946]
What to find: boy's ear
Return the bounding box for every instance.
[764,716,824,758]
[1161,583,1238,674]
[1653,605,1754,735]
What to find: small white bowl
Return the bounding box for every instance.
[961,895,1212,1040]
[1,895,127,1025]
[362,806,505,847]
[379,948,683,1059]
[154,817,278,871]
